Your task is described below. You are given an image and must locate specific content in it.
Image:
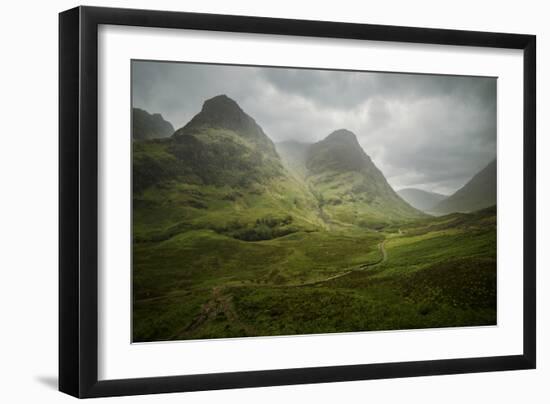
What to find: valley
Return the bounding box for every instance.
[132,95,497,342]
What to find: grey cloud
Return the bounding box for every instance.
[132,60,496,195]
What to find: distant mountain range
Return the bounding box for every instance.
[132,108,175,140]
[431,159,496,214]
[397,188,448,213]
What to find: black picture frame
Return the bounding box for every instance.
[59,5,536,398]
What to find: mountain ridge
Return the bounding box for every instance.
[432,159,496,214]
[132,108,175,140]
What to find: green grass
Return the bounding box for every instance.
[132,134,496,342]
[133,208,496,342]
[307,169,424,228]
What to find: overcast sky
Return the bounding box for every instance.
[132,60,496,195]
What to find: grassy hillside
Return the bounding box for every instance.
[133,207,496,341]
[133,133,324,244]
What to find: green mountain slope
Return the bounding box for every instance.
[397,188,447,213]
[305,129,424,227]
[133,95,324,244]
[132,108,174,140]
[432,159,496,214]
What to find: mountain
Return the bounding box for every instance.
[133,95,323,243]
[169,94,283,187]
[397,188,447,213]
[132,108,174,140]
[175,95,278,157]
[133,96,426,245]
[305,129,424,227]
[432,159,496,214]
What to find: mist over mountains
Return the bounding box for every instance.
[397,188,448,213]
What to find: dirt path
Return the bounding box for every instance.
[173,286,256,339]
[279,239,388,288]
[177,232,394,337]
[359,240,387,269]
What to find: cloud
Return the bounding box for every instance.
[132,60,496,195]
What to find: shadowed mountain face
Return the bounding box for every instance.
[165,95,284,187]
[432,159,496,214]
[304,130,424,227]
[132,108,174,140]
[174,94,278,158]
[397,188,448,213]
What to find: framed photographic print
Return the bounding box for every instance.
[59,6,536,398]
